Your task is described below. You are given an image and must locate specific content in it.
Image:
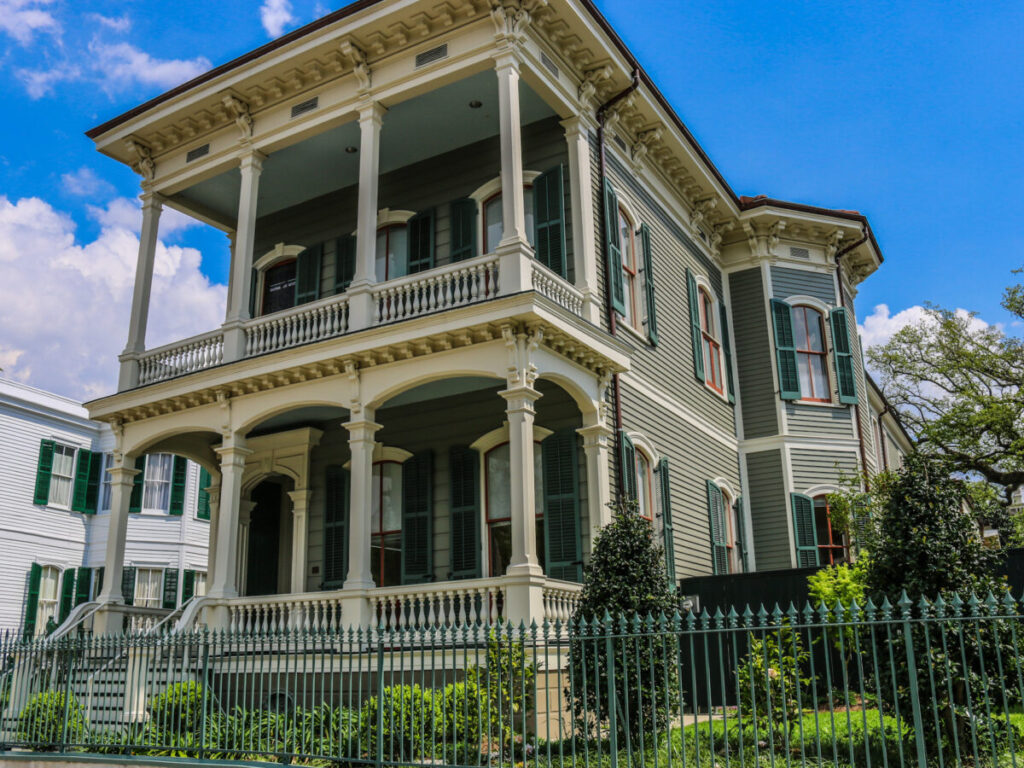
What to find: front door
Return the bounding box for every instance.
[246,480,281,596]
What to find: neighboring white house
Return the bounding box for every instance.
[0,375,209,636]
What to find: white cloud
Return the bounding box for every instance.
[0,0,59,44]
[89,14,131,33]
[858,303,1000,350]
[87,40,211,93]
[60,166,114,197]
[16,63,80,99]
[260,0,297,37]
[87,197,199,238]
[0,195,226,401]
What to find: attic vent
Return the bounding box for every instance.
[291,97,319,118]
[186,144,210,163]
[613,135,627,151]
[540,51,559,79]
[415,44,448,68]
[789,246,811,259]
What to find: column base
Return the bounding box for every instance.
[92,601,127,637]
[339,589,373,632]
[117,352,141,391]
[221,321,247,362]
[346,283,376,331]
[496,240,535,295]
[503,572,547,626]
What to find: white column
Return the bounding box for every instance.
[118,194,162,390]
[93,456,140,635]
[561,116,601,323]
[501,385,543,575]
[222,151,265,361]
[207,438,252,599]
[205,478,221,589]
[235,500,255,595]
[288,489,311,593]
[578,422,614,541]
[346,102,385,332]
[343,413,380,590]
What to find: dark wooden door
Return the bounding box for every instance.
[246,481,281,596]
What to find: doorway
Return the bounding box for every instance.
[247,479,283,596]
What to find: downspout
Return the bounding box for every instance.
[877,406,892,470]
[834,232,871,487]
[596,68,641,498]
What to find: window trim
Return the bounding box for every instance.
[141,453,174,514]
[253,243,306,317]
[470,171,542,256]
[47,443,79,510]
[792,304,832,403]
[812,494,850,565]
[699,287,724,395]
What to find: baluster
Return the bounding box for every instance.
[411,281,422,316]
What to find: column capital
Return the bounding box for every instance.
[560,114,597,139]
[214,443,253,468]
[238,149,267,172]
[343,416,382,441]
[493,50,523,73]
[577,423,614,446]
[106,466,141,487]
[499,385,542,412]
[288,489,313,510]
[139,191,165,212]
[357,100,387,125]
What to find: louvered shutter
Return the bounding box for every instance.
[295,243,322,304]
[197,467,211,520]
[734,497,749,573]
[791,493,819,567]
[829,307,859,404]
[449,447,480,580]
[770,299,801,400]
[71,449,92,513]
[249,267,259,317]
[534,165,567,277]
[58,568,76,624]
[74,567,92,606]
[719,301,736,403]
[657,459,676,587]
[603,179,626,315]
[323,465,349,587]
[640,223,658,345]
[542,430,582,582]
[85,451,102,513]
[168,456,187,515]
[23,563,41,638]
[162,569,179,609]
[449,199,477,262]
[706,481,728,575]
[121,566,136,606]
[33,439,55,505]
[129,456,146,513]
[402,452,434,584]
[407,210,435,274]
[618,430,637,502]
[182,570,196,602]
[335,235,356,293]
[686,269,705,383]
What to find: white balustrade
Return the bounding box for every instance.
[370,579,506,630]
[137,331,224,385]
[223,592,345,634]
[542,581,583,626]
[531,262,585,316]
[373,256,500,324]
[245,295,349,356]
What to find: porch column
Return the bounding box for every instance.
[118,193,162,390]
[341,412,381,629]
[92,455,140,635]
[222,150,265,361]
[578,422,614,540]
[288,490,311,593]
[494,54,533,294]
[561,116,601,323]
[208,437,252,600]
[205,478,221,591]
[347,102,386,332]
[235,500,255,594]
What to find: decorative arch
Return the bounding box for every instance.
[801,483,842,499]
[711,476,740,501]
[468,171,543,206]
[625,430,660,463]
[783,294,831,315]
[254,243,306,272]
[241,467,299,497]
[611,187,643,234]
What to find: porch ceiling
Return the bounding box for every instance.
[248,404,349,436]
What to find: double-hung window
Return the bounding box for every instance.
[486,442,545,577]
[134,568,163,608]
[482,190,535,255]
[793,306,830,402]
[635,451,653,521]
[262,258,297,315]
[813,496,849,564]
[371,461,404,587]
[375,226,409,282]
[699,288,724,395]
[142,454,173,512]
[99,452,113,510]
[48,444,77,508]
[35,566,60,635]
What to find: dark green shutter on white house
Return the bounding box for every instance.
[770,299,801,400]
[197,467,211,520]
[829,307,859,404]
[542,430,582,583]
[335,235,356,293]
[791,493,819,567]
[71,449,92,513]
[162,569,179,609]
[407,210,435,274]
[449,199,477,262]
[33,439,56,505]
[706,481,728,575]
[657,459,676,588]
[323,465,349,587]
[120,566,137,606]
[618,430,637,502]
[603,180,626,316]
[74,567,92,606]
[23,563,42,638]
[182,570,197,603]
[686,269,705,383]
[402,452,433,584]
[85,451,102,513]
[129,456,146,513]
[640,223,658,345]
[719,302,736,403]
[533,165,567,278]
[734,497,749,573]
[58,568,75,624]
[295,243,322,304]
[449,446,480,580]
[168,456,187,515]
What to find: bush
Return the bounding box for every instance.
[148,680,207,736]
[16,690,86,749]
[465,629,535,745]
[359,684,437,761]
[735,626,810,748]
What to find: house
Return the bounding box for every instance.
[0,376,209,636]
[78,0,903,635]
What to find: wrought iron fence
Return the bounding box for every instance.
[2,590,1024,767]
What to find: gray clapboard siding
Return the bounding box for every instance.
[843,288,876,473]
[745,449,791,571]
[785,403,854,438]
[789,448,859,492]
[770,266,836,304]
[729,267,778,438]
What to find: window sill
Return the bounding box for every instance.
[791,399,844,409]
[616,319,652,347]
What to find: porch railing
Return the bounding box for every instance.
[220,591,345,634]
[245,292,349,357]
[370,577,508,630]
[531,260,585,316]
[137,329,224,385]
[372,253,500,324]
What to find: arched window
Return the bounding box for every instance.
[699,288,724,394]
[618,206,640,327]
[262,258,297,314]
[723,491,744,574]
[485,441,545,577]
[482,189,535,254]
[793,306,831,402]
[371,459,404,587]
[635,449,653,521]
[813,495,849,564]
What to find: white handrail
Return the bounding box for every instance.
[245,293,349,356]
[373,255,500,324]
[47,601,101,641]
[531,261,585,316]
[138,329,224,385]
[370,578,506,630]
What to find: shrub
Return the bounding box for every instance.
[359,684,437,761]
[465,629,535,743]
[148,680,207,737]
[735,626,810,748]
[16,690,86,749]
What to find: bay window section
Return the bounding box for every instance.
[486,442,545,576]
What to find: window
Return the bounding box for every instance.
[371,461,403,587]
[193,572,207,597]
[375,225,409,282]
[47,444,77,508]
[635,451,653,521]
[725,493,743,575]
[99,452,113,511]
[793,306,830,402]
[35,566,60,635]
[142,454,173,512]
[486,442,545,577]
[134,568,163,608]
[699,288,724,394]
[482,190,535,254]
[813,496,849,565]
[262,258,297,315]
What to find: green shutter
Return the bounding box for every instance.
[295,242,322,304]
[534,165,567,277]
[719,301,736,404]
[686,269,705,383]
[58,568,76,624]
[829,307,859,404]
[618,430,637,502]
[640,223,658,345]
[706,481,728,575]
[33,439,55,505]
[542,430,582,582]
[734,497,749,573]
[335,235,356,293]
[407,210,435,274]
[71,449,92,513]
[402,452,434,584]
[129,456,145,513]
[74,567,92,606]
[449,199,477,262]
[791,493,819,567]
[23,563,41,639]
[657,459,676,588]
[603,179,626,315]
[182,570,196,603]
[771,299,801,400]
[96,567,104,596]
[162,569,179,609]
[449,446,480,580]
[168,456,187,515]
[85,452,102,513]
[197,467,211,520]
[121,566,136,606]
[323,465,350,587]
[249,267,259,317]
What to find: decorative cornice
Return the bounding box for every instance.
[221,93,254,142]
[339,38,371,94]
[123,138,155,181]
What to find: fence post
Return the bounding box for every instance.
[375,624,385,768]
[604,610,618,768]
[59,637,74,754]
[899,591,929,768]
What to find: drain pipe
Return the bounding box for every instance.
[596,68,640,497]
[834,232,871,487]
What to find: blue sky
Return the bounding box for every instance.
[0,0,1021,400]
